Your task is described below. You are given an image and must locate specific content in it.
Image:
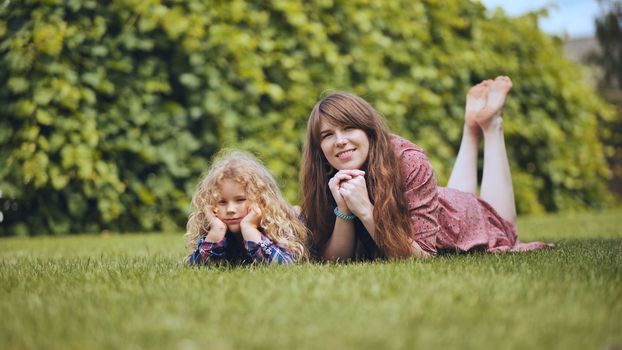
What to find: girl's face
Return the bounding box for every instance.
[319,120,370,171]
[214,180,250,233]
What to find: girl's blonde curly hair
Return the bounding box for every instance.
[185,150,309,261]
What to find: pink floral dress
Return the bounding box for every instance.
[392,135,554,256]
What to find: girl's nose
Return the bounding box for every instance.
[226,203,236,213]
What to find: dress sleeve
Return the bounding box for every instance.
[399,146,440,256]
[245,234,295,265]
[187,235,228,265]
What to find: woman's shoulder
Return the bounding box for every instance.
[389,134,436,183]
[389,134,426,156]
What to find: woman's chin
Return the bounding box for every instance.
[333,161,364,171]
[330,153,366,170]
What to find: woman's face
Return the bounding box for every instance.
[319,120,370,171]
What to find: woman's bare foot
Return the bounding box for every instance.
[465,80,491,134]
[479,76,513,131]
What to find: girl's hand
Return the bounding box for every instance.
[338,175,373,219]
[240,204,262,231]
[204,206,227,242]
[328,170,365,214]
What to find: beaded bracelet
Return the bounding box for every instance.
[334,207,356,220]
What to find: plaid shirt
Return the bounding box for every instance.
[188,232,295,265]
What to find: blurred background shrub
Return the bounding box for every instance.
[0,0,615,235]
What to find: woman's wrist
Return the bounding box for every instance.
[334,207,356,220]
[356,204,375,226]
[336,204,351,215]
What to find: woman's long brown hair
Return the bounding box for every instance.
[301,92,414,259]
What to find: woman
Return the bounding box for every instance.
[300,76,553,261]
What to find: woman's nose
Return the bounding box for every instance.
[335,132,347,146]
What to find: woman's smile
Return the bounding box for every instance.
[336,148,356,160]
[320,121,369,170]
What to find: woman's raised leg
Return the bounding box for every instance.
[447,81,490,194]
[478,76,517,224]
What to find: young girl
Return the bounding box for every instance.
[301,76,554,261]
[186,151,308,265]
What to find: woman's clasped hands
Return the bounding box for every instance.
[328,169,373,220]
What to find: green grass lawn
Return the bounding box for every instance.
[1,209,621,350]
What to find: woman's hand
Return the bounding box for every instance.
[204,206,227,242]
[338,174,373,220]
[328,170,365,214]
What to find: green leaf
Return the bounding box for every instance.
[35,109,54,125]
[8,77,29,93]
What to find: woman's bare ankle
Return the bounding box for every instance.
[482,116,504,137]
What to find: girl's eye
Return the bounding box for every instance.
[236,198,246,203]
[344,126,354,130]
[217,200,226,205]
[321,132,332,140]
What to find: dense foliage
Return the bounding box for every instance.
[0,0,614,235]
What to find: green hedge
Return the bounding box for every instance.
[0,0,615,235]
